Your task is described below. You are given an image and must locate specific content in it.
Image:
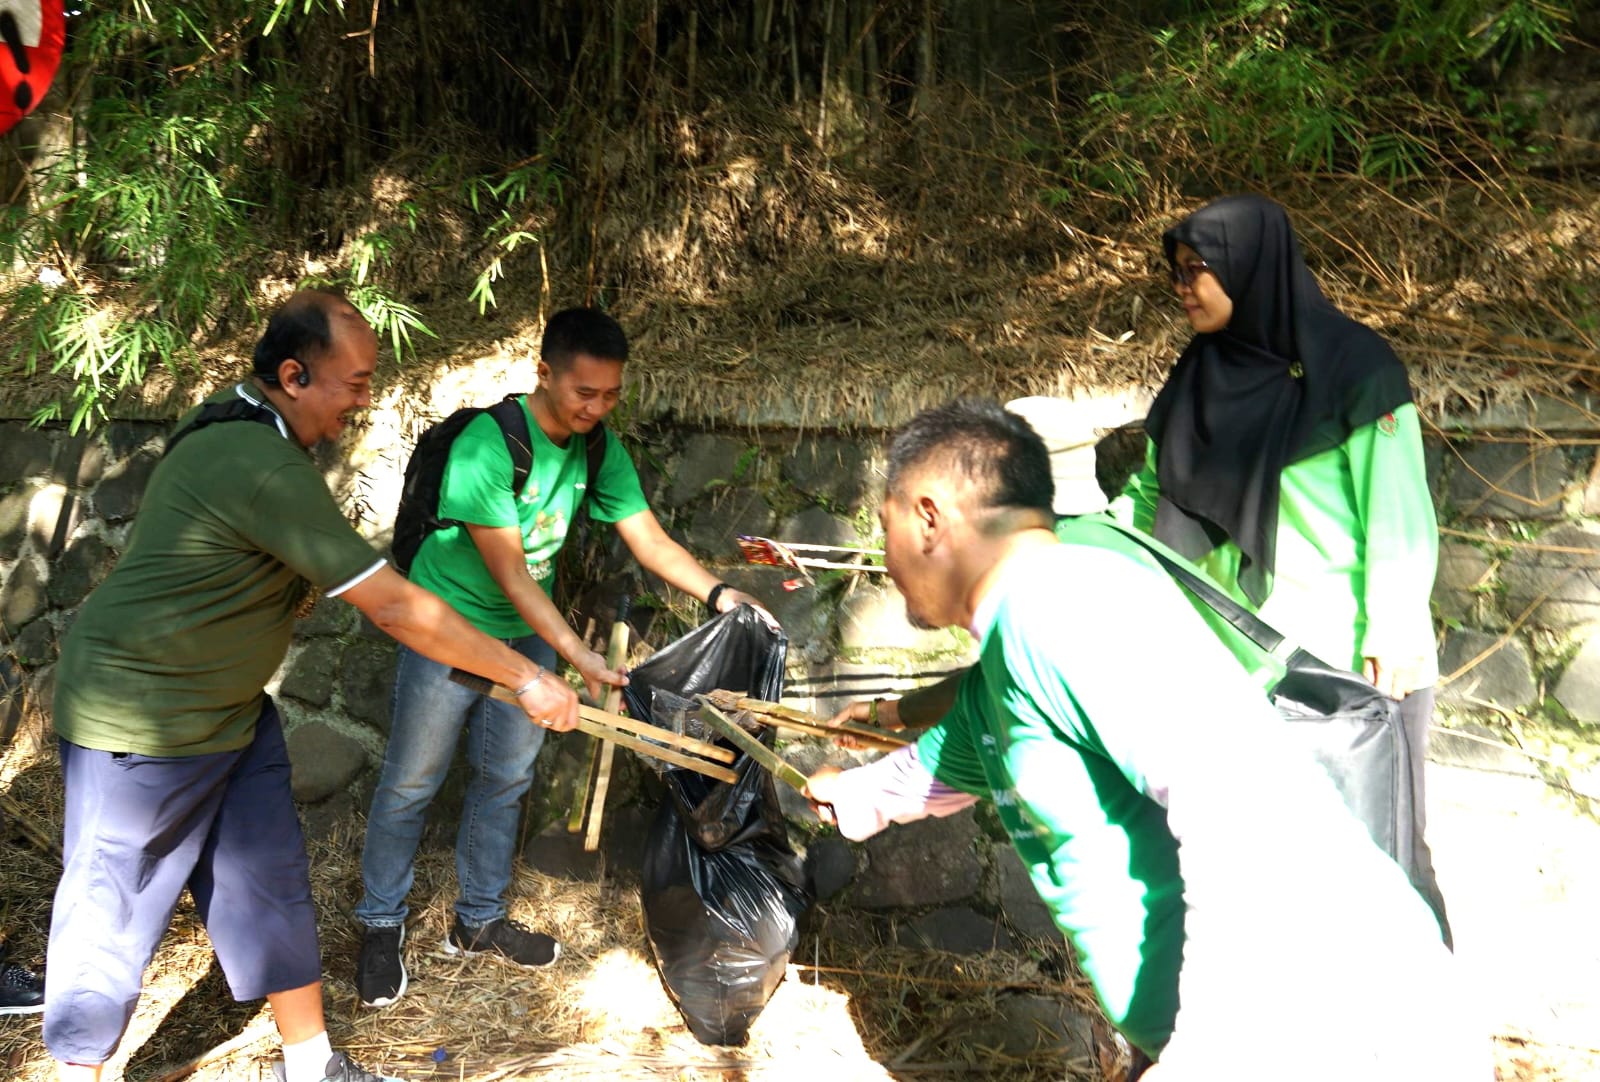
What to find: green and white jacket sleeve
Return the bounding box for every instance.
[1345,403,1438,677]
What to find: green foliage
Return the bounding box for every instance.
[463,160,566,315]
[3,1,1581,428]
[347,285,436,361]
[301,222,437,362]
[0,2,446,430]
[1049,0,1575,203]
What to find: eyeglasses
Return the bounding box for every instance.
[1169,259,1212,289]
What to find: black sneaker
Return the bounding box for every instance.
[0,961,44,1015]
[442,915,560,968]
[271,1051,404,1082]
[356,924,407,1008]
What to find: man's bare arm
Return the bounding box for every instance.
[341,565,579,730]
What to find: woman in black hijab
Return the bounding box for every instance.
[1121,194,1449,937]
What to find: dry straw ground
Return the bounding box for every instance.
[1,725,1124,1082]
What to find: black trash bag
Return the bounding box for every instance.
[629,608,812,1046]
[623,604,787,722]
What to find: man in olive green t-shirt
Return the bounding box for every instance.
[354,307,770,1008]
[47,292,578,1082]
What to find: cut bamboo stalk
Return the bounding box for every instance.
[703,689,911,749]
[448,669,738,785]
[577,703,735,763]
[695,696,809,793]
[585,616,631,852]
[567,735,600,834]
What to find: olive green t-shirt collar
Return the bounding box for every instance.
[233,381,293,442]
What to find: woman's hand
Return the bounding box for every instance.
[1362,655,1425,699]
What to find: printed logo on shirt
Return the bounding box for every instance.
[520,482,540,504]
[522,509,568,566]
[1377,412,1398,436]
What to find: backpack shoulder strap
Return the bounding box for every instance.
[583,421,607,500]
[165,398,279,458]
[487,394,535,496]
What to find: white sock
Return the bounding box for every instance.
[281,1030,335,1082]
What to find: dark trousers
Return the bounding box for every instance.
[44,698,322,1063]
[1401,686,1452,948]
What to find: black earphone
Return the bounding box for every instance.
[294,368,310,387]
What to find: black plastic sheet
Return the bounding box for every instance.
[629,608,812,1046]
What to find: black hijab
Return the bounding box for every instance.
[1143,195,1413,605]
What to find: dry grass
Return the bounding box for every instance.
[4,704,1600,1080]
[5,87,1599,435]
[0,728,1122,1082]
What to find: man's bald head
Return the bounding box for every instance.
[253,290,374,387]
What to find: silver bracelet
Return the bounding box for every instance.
[512,667,545,697]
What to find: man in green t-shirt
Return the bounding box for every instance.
[805,399,1481,1080]
[47,292,579,1082]
[354,307,768,1008]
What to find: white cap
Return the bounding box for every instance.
[1005,393,1150,516]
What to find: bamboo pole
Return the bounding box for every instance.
[447,669,738,785]
[695,696,809,793]
[584,612,632,852]
[578,703,736,763]
[567,733,601,833]
[703,689,910,749]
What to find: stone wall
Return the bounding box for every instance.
[4,392,1598,952]
[1430,396,1600,733]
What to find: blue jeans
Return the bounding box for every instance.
[356,636,556,928]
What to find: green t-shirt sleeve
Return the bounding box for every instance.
[237,459,382,591]
[437,412,520,528]
[1344,403,1438,660]
[584,428,649,524]
[914,672,996,798]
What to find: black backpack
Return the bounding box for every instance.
[390,393,606,576]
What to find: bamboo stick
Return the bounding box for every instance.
[577,704,735,763]
[584,616,630,853]
[741,711,906,751]
[703,689,911,749]
[448,669,738,785]
[694,696,809,793]
[566,736,599,834]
